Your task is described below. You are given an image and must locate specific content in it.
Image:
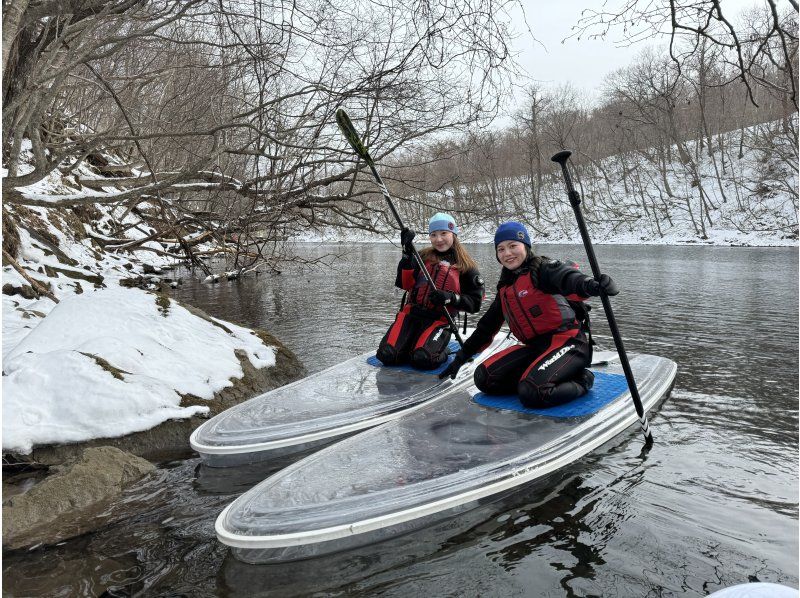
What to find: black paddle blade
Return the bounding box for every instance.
[335,108,373,165]
[551,149,572,164]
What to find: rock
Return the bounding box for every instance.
[2,282,305,548]
[2,447,154,550]
[118,276,144,288]
[3,283,38,300]
[43,264,104,286]
[142,264,162,275]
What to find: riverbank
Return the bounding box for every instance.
[2,182,305,550]
[290,218,798,248]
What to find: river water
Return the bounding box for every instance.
[3,243,798,597]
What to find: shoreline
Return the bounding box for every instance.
[288,237,799,248]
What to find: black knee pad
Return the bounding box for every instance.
[547,381,586,406]
[518,380,548,408]
[523,381,585,408]
[376,344,398,365]
[474,365,491,392]
[411,348,441,370]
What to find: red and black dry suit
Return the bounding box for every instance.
[377,250,484,370]
[459,257,594,408]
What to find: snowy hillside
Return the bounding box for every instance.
[298,120,798,247]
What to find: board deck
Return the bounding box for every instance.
[216,352,677,562]
[190,333,514,465]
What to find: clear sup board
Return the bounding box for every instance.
[190,332,516,466]
[216,350,677,562]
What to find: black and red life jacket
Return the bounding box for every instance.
[410,259,461,314]
[498,268,585,343]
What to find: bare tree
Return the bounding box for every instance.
[2,0,520,270]
[571,0,798,109]
[514,86,550,220]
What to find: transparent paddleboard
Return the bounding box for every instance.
[191,331,516,465]
[216,352,677,561]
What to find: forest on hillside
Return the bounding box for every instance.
[2,0,797,274]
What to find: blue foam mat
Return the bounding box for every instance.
[472,371,630,418]
[366,340,460,376]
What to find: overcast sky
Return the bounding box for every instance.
[500,0,768,118]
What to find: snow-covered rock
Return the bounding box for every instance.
[2,286,276,454]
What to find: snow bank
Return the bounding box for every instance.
[2,286,275,454]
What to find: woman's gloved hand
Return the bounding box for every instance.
[429,289,458,306]
[582,274,619,297]
[438,351,467,380]
[400,228,416,253]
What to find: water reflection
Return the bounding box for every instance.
[193,458,303,496]
[215,466,597,597]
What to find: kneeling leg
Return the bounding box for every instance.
[474,345,539,394]
[518,335,592,408]
[376,306,415,365]
[411,319,451,370]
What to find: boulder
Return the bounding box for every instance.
[2,447,154,550]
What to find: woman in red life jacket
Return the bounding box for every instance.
[439,221,618,408]
[376,212,485,370]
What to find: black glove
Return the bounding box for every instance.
[438,351,467,380]
[429,289,458,307]
[400,228,416,253]
[583,274,619,297]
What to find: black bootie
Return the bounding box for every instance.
[577,369,595,393]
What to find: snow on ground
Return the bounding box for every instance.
[2,149,279,454]
[292,121,798,248]
[290,224,799,247]
[2,285,275,454]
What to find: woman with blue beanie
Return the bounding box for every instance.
[377,213,484,370]
[439,221,618,408]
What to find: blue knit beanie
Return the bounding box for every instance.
[494,221,531,247]
[428,212,459,235]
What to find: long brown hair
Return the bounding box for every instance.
[418,237,478,271]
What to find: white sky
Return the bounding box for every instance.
[500,0,773,118]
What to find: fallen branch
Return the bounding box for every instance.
[2,248,60,303]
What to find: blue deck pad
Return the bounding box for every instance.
[366,341,460,376]
[472,371,630,417]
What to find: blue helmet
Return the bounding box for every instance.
[428,212,459,235]
[494,221,531,247]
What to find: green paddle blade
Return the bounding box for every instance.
[335,108,374,166]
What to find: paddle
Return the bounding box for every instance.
[335,108,465,349]
[551,150,654,447]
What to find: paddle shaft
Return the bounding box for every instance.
[551,150,653,446]
[336,108,465,349]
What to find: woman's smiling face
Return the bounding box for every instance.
[496,240,528,270]
[429,230,455,252]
